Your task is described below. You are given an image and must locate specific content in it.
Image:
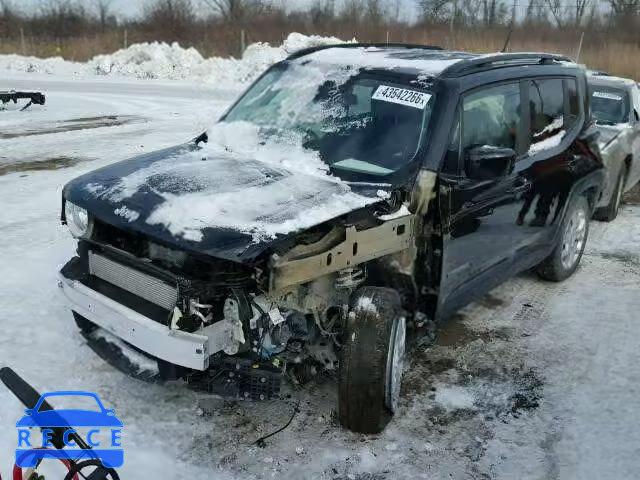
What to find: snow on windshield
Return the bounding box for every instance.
[226,59,360,130]
[89,121,387,243]
[224,57,435,177]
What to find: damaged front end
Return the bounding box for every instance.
[59,170,437,402]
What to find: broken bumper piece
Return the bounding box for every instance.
[58,271,229,371]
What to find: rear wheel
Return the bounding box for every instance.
[338,287,405,433]
[594,166,626,222]
[536,195,590,282]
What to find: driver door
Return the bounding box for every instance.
[439,81,532,314]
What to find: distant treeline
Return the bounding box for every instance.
[0,0,638,79]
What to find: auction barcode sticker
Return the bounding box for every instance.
[593,91,623,101]
[372,85,431,109]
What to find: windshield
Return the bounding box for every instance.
[223,63,435,177]
[589,86,630,125]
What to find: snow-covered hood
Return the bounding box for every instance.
[63,132,386,263]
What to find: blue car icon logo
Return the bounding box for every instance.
[15,391,123,468]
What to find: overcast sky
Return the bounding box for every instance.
[14,0,418,20]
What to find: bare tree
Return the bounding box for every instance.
[37,0,92,37]
[95,0,112,28]
[364,0,385,24]
[0,0,19,37]
[483,0,498,25]
[143,0,195,38]
[419,0,454,23]
[572,0,591,26]
[605,0,640,29]
[545,0,591,27]
[420,0,505,25]
[203,0,267,24]
[0,0,14,15]
[523,0,549,25]
[309,0,335,28]
[340,0,364,25]
[607,0,640,17]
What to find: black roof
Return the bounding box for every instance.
[287,43,575,79]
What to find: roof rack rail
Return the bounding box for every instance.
[287,42,443,60]
[441,52,574,77]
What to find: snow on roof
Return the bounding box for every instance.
[587,72,637,87]
[295,46,475,78]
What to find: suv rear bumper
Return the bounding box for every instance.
[58,270,226,371]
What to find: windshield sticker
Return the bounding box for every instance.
[593,91,623,101]
[372,85,431,109]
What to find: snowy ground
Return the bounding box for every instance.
[1,70,640,480]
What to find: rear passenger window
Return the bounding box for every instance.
[462,83,522,152]
[528,79,564,152]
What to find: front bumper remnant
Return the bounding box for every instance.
[58,272,229,371]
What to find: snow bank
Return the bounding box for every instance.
[0,32,348,87]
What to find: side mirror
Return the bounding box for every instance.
[634,109,639,122]
[465,145,516,181]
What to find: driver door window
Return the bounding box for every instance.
[461,82,523,170]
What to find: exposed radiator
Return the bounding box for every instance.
[88,251,177,310]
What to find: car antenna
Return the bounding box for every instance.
[501,27,514,53]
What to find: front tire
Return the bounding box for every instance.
[338,287,405,433]
[536,195,590,282]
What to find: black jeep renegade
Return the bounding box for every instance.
[59,45,604,433]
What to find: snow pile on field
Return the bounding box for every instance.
[0,32,348,86]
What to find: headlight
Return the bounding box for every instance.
[64,200,93,238]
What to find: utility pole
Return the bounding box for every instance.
[575,31,585,62]
[450,0,457,36]
[20,27,26,55]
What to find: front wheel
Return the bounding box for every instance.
[338,287,406,434]
[536,195,590,282]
